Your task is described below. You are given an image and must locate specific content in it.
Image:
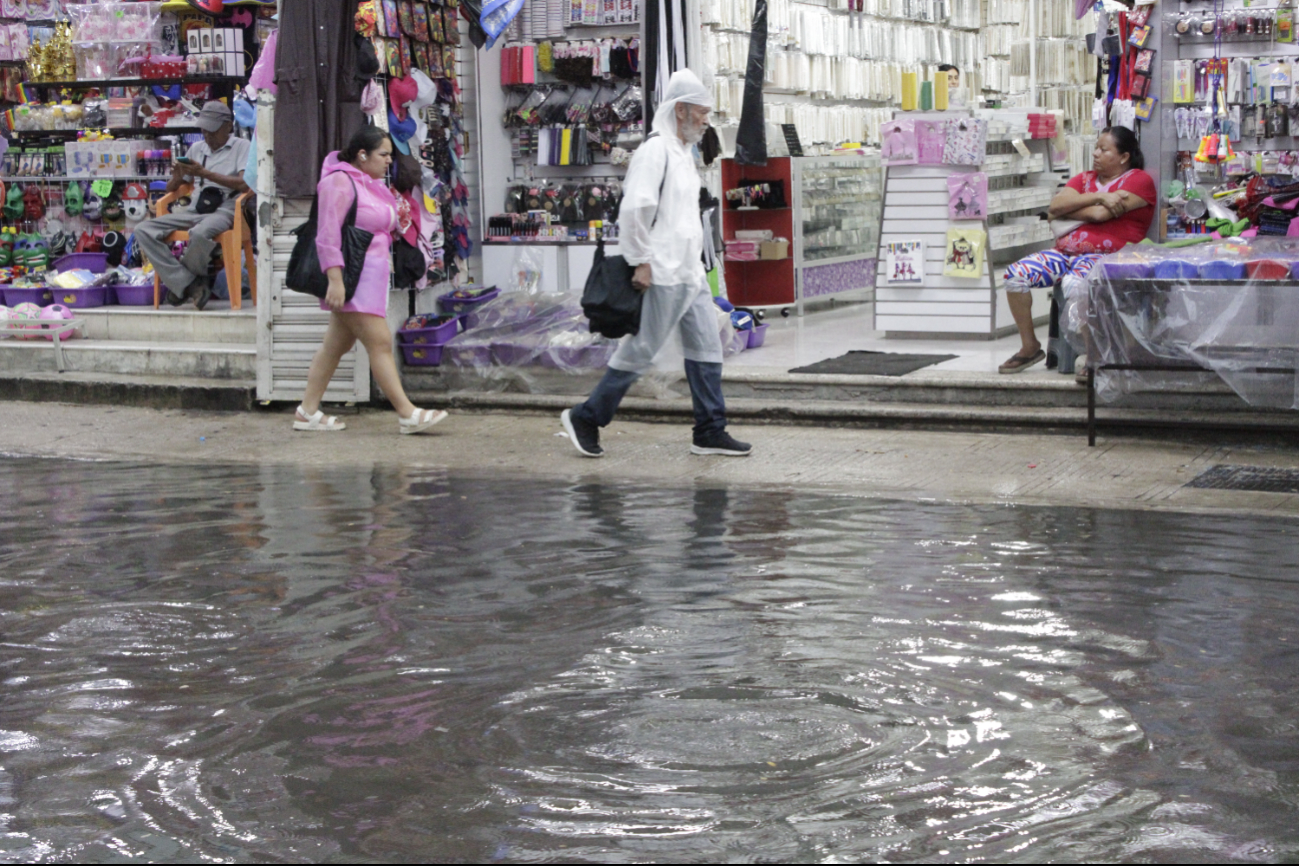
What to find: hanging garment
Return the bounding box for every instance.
[734,0,768,165]
[274,0,367,197]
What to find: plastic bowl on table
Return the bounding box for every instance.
[3,286,53,306]
[1198,260,1247,280]
[52,253,109,274]
[1102,261,1153,280]
[1245,259,1291,281]
[1152,259,1200,280]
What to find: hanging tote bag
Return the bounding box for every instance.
[286,175,374,302]
[942,117,988,166]
[943,227,986,279]
[946,172,988,220]
[581,142,668,339]
[915,119,947,165]
[879,118,918,166]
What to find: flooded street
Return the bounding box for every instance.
[1,456,1298,862]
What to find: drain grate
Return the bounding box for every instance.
[1189,464,1299,493]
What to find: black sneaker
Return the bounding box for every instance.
[561,408,604,458]
[164,288,187,307]
[691,431,752,457]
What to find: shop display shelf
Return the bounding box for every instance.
[27,76,243,89]
[11,127,201,139]
[1,175,162,183]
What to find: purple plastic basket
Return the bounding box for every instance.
[52,253,109,274]
[1152,259,1199,280]
[1102,261,1153,280]
[3,286,53,305]
[444,344,493,367]
[491,343,538,366]
[1199,260,1246,280]
[437,287,500,315]
[51,286,110,308]
[399,315,460,346]
[400,343,445,367]
[111,284,154,306]
[747,322,769,349]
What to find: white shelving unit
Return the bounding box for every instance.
[874,111,1055,339]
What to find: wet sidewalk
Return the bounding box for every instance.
[3,400,1299,518]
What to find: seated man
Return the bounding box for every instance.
[136,101,250,310]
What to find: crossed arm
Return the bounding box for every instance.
[1048,186,1149,223]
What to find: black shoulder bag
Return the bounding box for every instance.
[286,175,374,302]
[581,140,669,339]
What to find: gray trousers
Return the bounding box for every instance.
[135,203,236,297]
[608,281,724,374]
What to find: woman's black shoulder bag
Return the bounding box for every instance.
[581,140,668,339]
[286,175,375,301]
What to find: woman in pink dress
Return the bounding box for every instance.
[294,127,446,434]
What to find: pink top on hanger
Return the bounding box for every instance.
[248,28,277,95]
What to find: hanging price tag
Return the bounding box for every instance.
[90,179,113,197]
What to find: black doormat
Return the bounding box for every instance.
[790,351,959,377]
[1188,464,1299,494]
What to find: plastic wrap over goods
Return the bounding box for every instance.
[438,291,747,374]
[1065,238,1299,409]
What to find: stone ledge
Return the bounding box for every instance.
[0,372,255,412]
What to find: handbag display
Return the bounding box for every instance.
[286,175,374,302]
[947,172,988,220]
[943,227,986,279]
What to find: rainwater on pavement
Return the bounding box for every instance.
[1,456,1297,863]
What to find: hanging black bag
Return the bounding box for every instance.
[580,143,667,339]
[286,175,373,302]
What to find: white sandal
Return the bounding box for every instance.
[399,407,448,435]
[293,405,346,432]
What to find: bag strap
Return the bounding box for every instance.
[598,134,669,253]
[344,175,361,228]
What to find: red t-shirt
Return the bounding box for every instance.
[1056,169,1156,255]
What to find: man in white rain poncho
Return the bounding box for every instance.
[561,70,751,458]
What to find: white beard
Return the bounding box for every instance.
[680,121,706,145]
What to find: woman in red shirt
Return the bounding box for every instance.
[999,127,1155,373]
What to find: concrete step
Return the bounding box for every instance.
[0,339,256,378]
[402,364,1271,413]
[0,371,254,411]
[75,307,258,344]
[416,390,1299,439]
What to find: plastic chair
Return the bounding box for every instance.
[150,184,257,310]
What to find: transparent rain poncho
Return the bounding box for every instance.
[1066,238,1299,409]
[619,69,713,289]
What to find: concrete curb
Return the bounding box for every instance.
[0,373,255,412]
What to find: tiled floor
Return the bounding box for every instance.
[729,299,1069,379]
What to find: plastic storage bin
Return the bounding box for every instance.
[1245,259,1291,281]
[398,315,460,345]
[1152,259,1199,280]
[52,253,109,274]
[111,284,154,305]
[1199,260,1247,280]
[1102,261,1153,280]
[400,344,445,366]
[3,286,53,305]
[437,286,500,316]
[747,322,769,348]
[52,286,111,308]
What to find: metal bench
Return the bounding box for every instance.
[0,318,85,372]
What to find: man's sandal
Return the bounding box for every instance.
[998,348,1046,374]
[399,407,448,435]
[293,406,346,432]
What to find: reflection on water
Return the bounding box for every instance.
[1,458,1298,863]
